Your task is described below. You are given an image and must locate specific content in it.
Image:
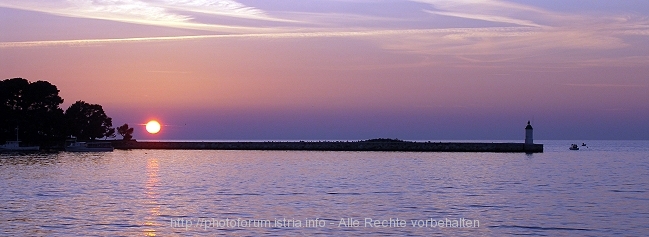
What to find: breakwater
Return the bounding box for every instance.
[111,140,543,153]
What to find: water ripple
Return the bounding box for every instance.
[1,141,648,236]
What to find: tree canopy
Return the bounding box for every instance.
[0,78,65,143]
[65,101,115,140]
[1,78,119,144]
[117,123,134,141]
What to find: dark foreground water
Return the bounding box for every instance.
[1,140,648,236]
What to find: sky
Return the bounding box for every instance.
[1,0,648,140]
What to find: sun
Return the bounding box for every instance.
[145,120,161,134]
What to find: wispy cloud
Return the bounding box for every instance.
[564,83,648,88]
[0,28,521,48]
[412,0,553,27]
[344,0,649,66]
[1,0,649,67]
[423,10,543,28]
[0,0,285,32]
[159,0,293,22]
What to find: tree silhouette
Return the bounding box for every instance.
[0,78,65,143]
[65,101,115,140]
[116,123,134,140]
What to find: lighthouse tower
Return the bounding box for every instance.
[525,121,533,144]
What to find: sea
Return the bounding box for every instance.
[1,140,648,236]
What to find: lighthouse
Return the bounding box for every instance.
[525,121,533,144]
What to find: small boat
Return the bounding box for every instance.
[0,127,40,152]
[0,141,40,152]
[581,143,587,146]
[569,144,579,150]
[66,141,114,152]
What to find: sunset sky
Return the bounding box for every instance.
[1,0,648,140]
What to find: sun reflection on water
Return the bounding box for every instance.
[143,157,161,237]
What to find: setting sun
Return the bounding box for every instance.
[145,120,161,134]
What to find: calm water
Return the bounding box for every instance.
[1,140,648,236]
